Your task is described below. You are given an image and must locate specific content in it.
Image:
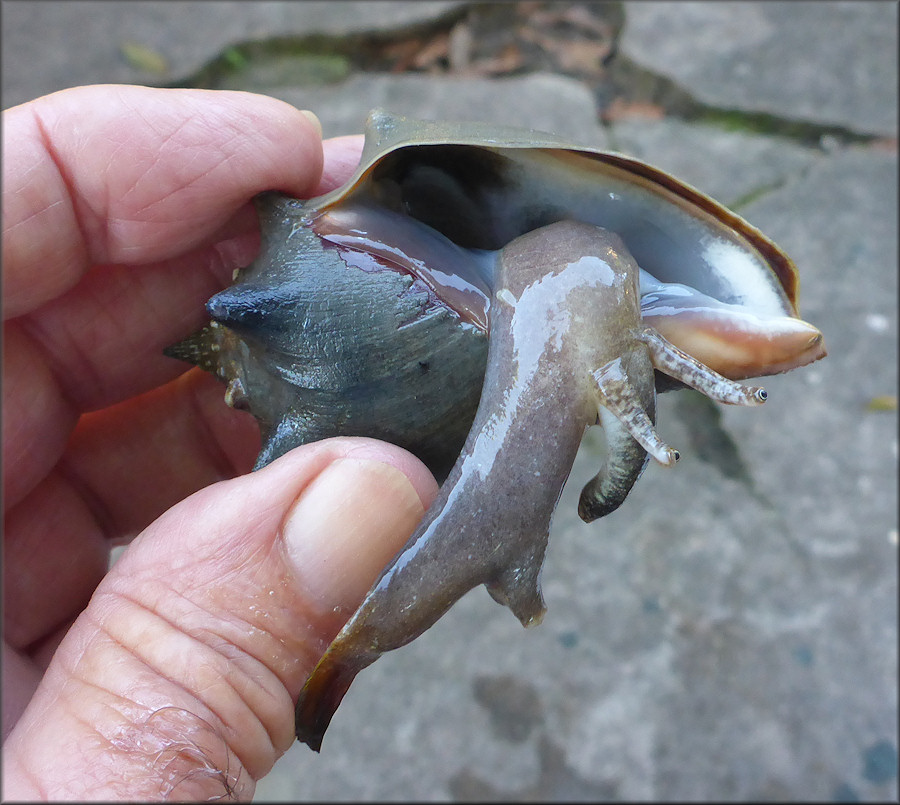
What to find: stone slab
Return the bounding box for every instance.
[1,0,896,800]
[607,116,819,208]
[1,0,462,109]
[620,1,898,137]
[265,72,608,144]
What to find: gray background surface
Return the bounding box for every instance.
[3,2,896,801]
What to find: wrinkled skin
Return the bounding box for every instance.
[2,86,445,800]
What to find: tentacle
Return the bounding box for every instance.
[639,327,768,406]
[591,359,680,467]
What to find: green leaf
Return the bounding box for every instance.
[120,41,169,75]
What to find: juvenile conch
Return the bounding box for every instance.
[167,110,826,750]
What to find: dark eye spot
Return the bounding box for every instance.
[419,361,430,374]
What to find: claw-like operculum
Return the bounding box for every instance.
[638,327,768,406]
[592,359,680,467]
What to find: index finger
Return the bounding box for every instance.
[2,84,324,320]
[1,85,335,506]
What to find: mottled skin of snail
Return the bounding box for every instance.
[295,220,767,750]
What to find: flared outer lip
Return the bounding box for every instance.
[589,151,801,316]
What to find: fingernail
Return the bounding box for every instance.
[299,109,323,139]
[281,458,425,612]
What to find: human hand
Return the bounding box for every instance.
[2,85,438,800]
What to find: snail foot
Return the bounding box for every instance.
[295,646,372,751]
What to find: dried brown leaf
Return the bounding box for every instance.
[602,97,666,122]
[553,38,610,73]
[518,26,609,75]
[410,33,450,71]
[468,44,526,76]
[383,38,426,72]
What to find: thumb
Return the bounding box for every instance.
[2,437,437,801]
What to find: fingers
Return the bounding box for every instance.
[4,366,258,611]
[7,131,364,393]
[10,135,367,419]
[1,87,362,511]
[1,239,243,509]
[3,469,111,651]
[61,369,263,537]
[2,84,318,502]
[1,321,80,509]
[2,85,324,320]
[314,134,365,195]
[1,438,437,800]
[3,367,260,652]
[11,225,250,412]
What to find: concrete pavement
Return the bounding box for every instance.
[3,2,896,800]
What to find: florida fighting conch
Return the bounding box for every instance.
[168,110,826,750]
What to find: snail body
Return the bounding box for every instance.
[167,110,826,749]
[294,220,772,749]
